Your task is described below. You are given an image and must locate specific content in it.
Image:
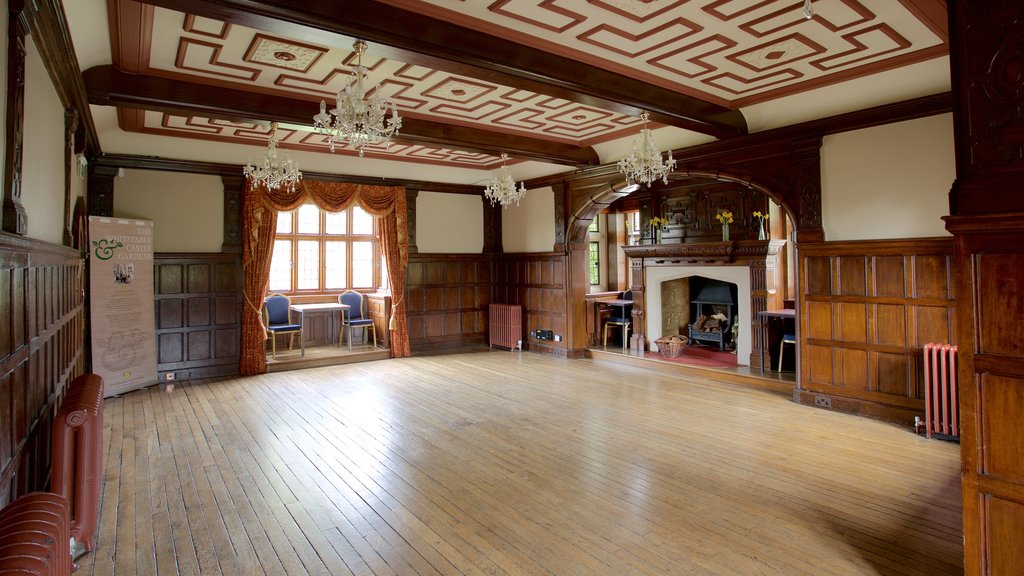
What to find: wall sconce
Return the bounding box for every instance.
[75,154,87,178]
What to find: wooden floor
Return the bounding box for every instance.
[80,351,963,576]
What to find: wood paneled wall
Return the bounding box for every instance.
[493,253,572,357]
[797,238,956,423]
[406,254,491,353]
[0,234,84,507]
[154,253,242,381]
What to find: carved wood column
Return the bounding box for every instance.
[947,2,1024,574]
[3,0,27,235]
[483,198,502,254]
[221,175,243,253]
[627,257,646,351]
[405,189,418,254]
[793,136,824,243]
[552,182,566,252]
[63,110,78,247]
[87,166,118,217]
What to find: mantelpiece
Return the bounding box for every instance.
[622,240,785,368]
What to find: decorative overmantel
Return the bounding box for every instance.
[623,240,785,368]
[622,240,775,265]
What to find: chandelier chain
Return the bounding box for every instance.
[484,153,527,208]
[243,122,302,192]
[617,111,676,187]
[313,40,402,156]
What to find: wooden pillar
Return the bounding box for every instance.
[552,182,566,252]
[2,0,27,235]
[87,166,117,217]
[947,2,1024,574]
[628,257,645,351]
[482,195,502,254]
[63,110,79,247]
[221,175,243,254]
[793,136,823,243]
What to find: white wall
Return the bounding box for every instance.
[502,186,555,253]
[645,266,752,366]
[821,114,954,241]
[113,169,223,252]
[415,191,484,253]
[20,36,66,244]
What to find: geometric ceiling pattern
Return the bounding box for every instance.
[376,0,947,106]
[101,0,948,168]
[152,11,643,144]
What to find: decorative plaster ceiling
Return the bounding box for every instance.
[86,0,948,170]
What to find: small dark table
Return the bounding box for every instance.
[758,309,796,372]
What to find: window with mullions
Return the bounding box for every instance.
[589,241,600,285]
[268,204,380,294]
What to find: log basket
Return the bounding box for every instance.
[655,335,689,358]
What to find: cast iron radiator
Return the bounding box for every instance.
[52,373,104,557]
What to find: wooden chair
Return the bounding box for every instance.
[778,333,796,371]
[263,294,302,357]
[339,291,377,351]
[603,290,633,350]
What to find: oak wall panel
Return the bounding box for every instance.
[805,256,832,295]
[839,349,869,390]
[838,302,867,342]
[874,256,906,297]
[407,254,492,353]
[154,253,241,381]
[494,253,570,356]
[839,256,867,296]
[797,238,955,423]
[0,235,84,508]
[980,374,1024,481]
[875,304,908,347]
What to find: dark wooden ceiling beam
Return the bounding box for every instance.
[83,65,599,167]
[140,0,747,139]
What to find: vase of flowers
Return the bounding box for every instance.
[715,210,733,241]
[753,210,769,240]
[649,216,669,244]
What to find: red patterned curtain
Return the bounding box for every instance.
[240,180,410,376]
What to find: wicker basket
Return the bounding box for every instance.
[655,335,688,358]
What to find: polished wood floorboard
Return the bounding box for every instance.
[79,352,962,576]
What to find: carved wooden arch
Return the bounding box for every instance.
[566,169,800,245]
[564,135,824,244]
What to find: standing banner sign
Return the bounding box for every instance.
[88,217,157,397]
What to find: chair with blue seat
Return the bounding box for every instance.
[603,290,633,350]
[778,332,797,371]
[339,290,377,351]
[263,294,302,358]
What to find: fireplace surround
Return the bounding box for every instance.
[622,240,785,369]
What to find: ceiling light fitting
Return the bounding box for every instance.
[243,122,302,192]
[803,0,814,19]
[617,111,676,187]
[484,154,527,208]
[313,40,402,156]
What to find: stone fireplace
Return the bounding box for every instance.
[646,267,751,363]
[622,241,784,369]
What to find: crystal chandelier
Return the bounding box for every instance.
[617,111,676,187]
[313,40,402,156]
[243,122,302,192]
[803,0,814,19]
[484,154,527,208]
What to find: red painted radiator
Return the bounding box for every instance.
[0,492,72,575]
[489,304,522,351]
[923,343,959,440]
[52,373,104,558]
